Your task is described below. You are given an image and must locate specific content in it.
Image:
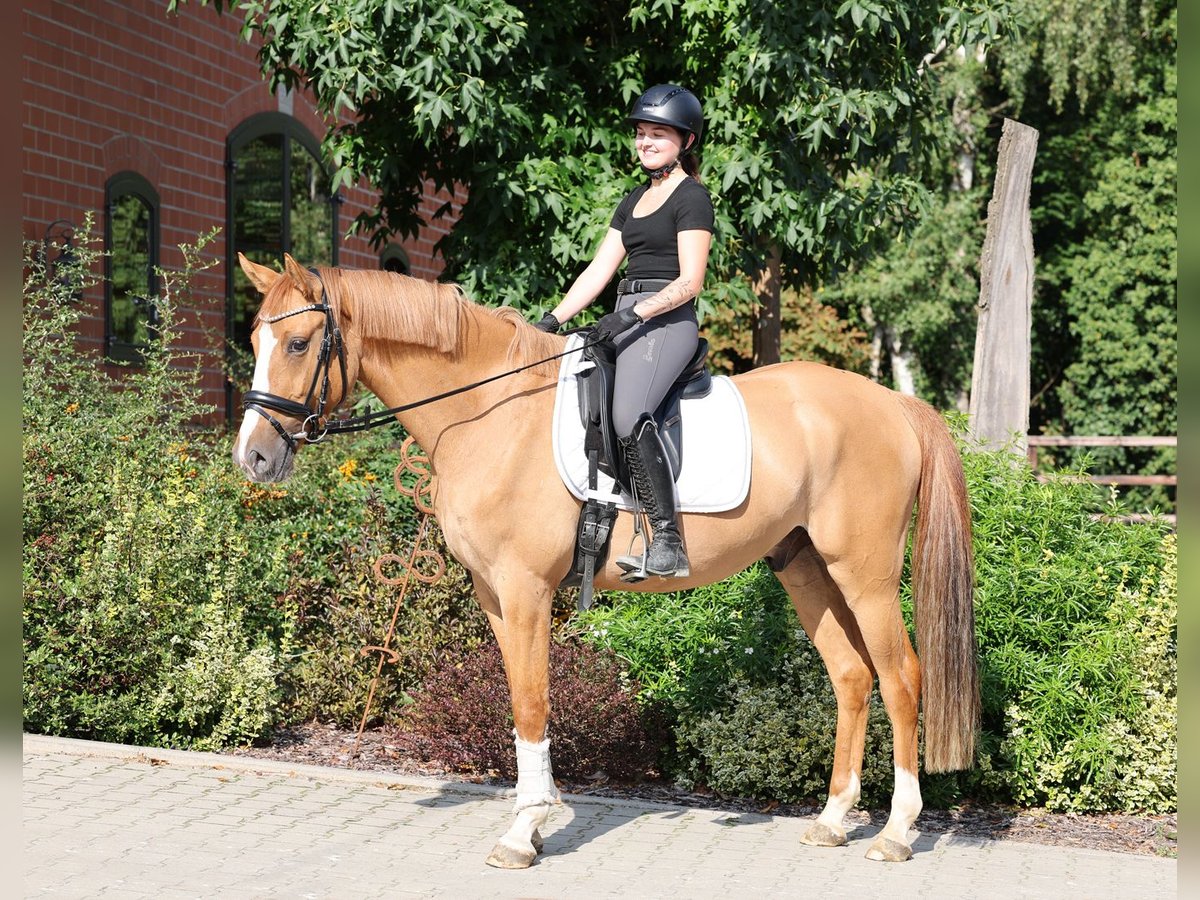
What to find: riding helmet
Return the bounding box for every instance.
[627,84,704,155]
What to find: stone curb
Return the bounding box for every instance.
[22,732,704,816]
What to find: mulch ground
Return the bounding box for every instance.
[229,722,1177,859]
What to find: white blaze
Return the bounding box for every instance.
[233,322,279,465]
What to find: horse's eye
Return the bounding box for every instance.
[287,338,309,354]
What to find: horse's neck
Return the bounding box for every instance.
[357,311,549,465]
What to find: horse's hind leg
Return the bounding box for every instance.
[773,541,876,849]
[824,549,924,862]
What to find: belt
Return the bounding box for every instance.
[617,278,672,295]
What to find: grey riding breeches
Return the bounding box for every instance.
[610,291,699,438]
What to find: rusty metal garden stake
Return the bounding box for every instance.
[352,436,445,755]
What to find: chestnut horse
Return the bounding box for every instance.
[233,254,979,867]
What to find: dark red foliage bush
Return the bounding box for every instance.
[393,639,664,782]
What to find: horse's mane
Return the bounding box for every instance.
[330,268,464,353]
[299,267,562,376]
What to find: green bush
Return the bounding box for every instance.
[671,643,897,805]
[273,502,492,728]
[151,601,278,751]
[575,437,1176,814]
[225,412,493,727]
[564,565,797,713]
[964,446,1176,812]
[570,566,902,806]
[23,227,287,747]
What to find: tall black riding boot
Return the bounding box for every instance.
[615,415,690,578]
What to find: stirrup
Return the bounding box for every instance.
[617,529,690,579]
[616,514,651,583]
[616,554,650,583]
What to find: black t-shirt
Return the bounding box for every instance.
[609,178,715,280]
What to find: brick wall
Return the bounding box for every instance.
[22,0,462,417]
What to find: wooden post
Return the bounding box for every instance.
[968,118,1039,453]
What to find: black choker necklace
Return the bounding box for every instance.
[643,159,679,181]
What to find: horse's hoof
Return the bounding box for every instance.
[532,829,544,854]
[865,837,913,862]
[800,822,847,847]
[485,839,537,869]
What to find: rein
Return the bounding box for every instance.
[243,270,598,448]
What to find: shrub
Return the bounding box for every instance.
[232,417,496,727]
[394,639,663,782]
[151,601,278,751]
[672,642,897,805]
[274,504,493,728]
[964,444,1176,812]
[565,565,798,713]
[23,227,287,747]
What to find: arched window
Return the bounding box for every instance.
[104,172,159,363]
[226,113,339,416]
[380,244,410,275]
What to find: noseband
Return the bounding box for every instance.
[242,271,348,453]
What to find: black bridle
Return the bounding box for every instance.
[242,291,348,452]
[243,270,597,451]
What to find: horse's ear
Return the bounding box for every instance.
[238,253,280,295]
[282,253,321,300]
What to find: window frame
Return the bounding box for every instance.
[224,112,341,421]
[103,171,160,364]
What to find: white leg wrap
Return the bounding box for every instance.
[513,731,560,812]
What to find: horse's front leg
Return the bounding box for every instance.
[472,574,560,869]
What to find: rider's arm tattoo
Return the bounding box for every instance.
[636,278,696,319]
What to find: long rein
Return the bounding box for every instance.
[242,277,595,449]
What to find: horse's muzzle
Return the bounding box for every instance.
[233,421,296,484]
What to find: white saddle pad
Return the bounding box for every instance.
[552,333,752,513]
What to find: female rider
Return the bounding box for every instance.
[535,84,714,579]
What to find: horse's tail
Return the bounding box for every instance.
[898,395,980,773]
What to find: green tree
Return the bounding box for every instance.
[178,0,1011,368]
[820,0,1176,469]
[1004,0,1176,495]
[817,40,1012,407]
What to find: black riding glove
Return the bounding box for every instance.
[533,313,561,333]
[592,306,643,343]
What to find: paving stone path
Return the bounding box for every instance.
[23,734,1176,899]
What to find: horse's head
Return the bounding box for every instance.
[232,253,360,483]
